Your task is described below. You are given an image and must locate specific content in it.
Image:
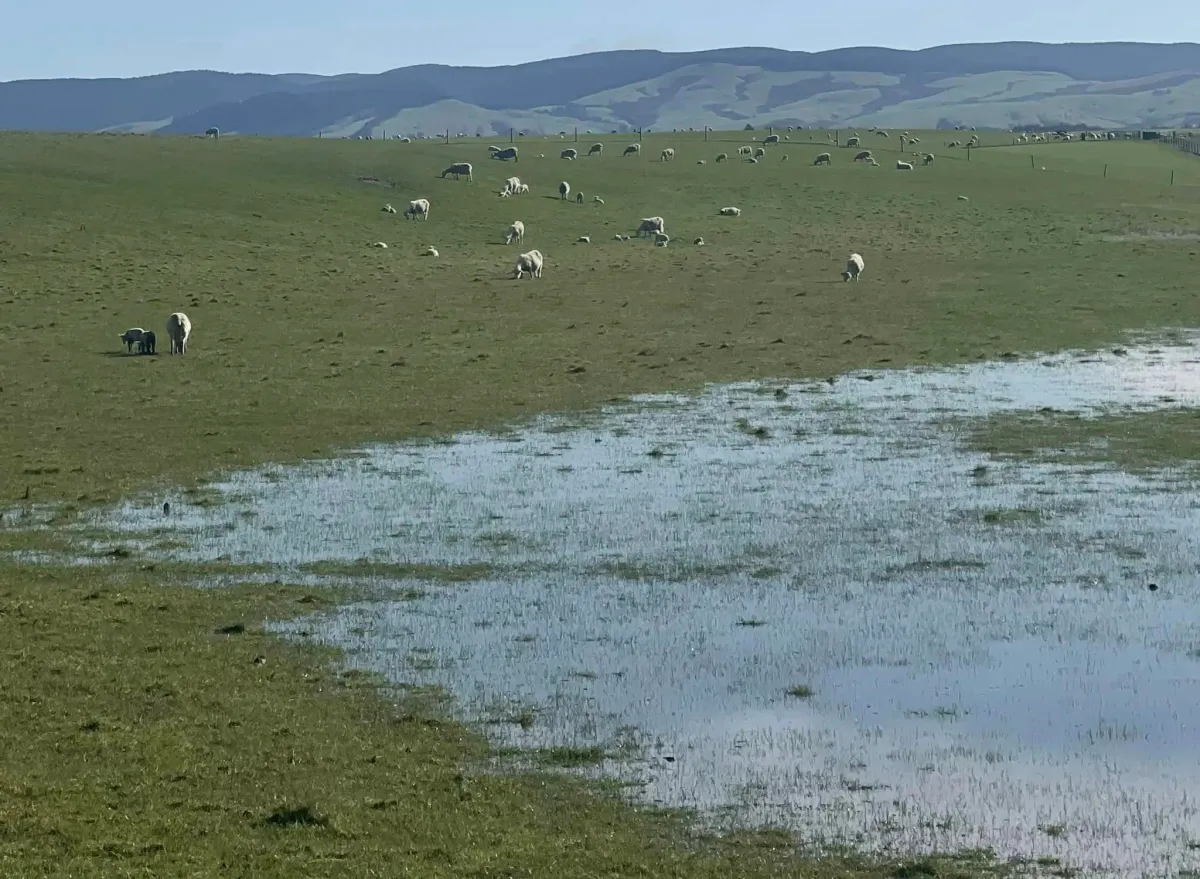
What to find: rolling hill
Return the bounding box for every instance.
[5,42,1200,137]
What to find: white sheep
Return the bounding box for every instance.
[845,136,861,147]
[813,152,832,165]
[119,327,145,353]
[654,232,670,247]
[424,246,439,257]
[503,176,521,194]
[559,181,570,200]
[957,195,969,201]
[753,147,766,159]
[518,183,529,195]
[763,134,780,144]
[613,234,624,241]
[381,203,397,214]
[505,220,525,245]
[440,162,473,181]
[404,198,431,220]
[693,237,704,245]
[593,196,604,204]
[738,146,753,156]
[896,160,913,170]
[166,312,192,355]
[499,189,511,198]
[514,249,544,279]
[661,148,675,161]
[371,241,388,248]
[697,159,706,165]
[716,153,728,163]
[718,206,741,216]
[747,157,758,164]
[561,148,578,160]
[854,150,873,162]
[576,236,590,243]
[588,143,603,156]
[491,147,519,161]
[922,153,935,165]
[637,217,665,237]
[842,253,865,282]
[623,144,640,156]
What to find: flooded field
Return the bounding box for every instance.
[36,334,1200,876]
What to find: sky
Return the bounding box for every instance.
[3,0,1193,81]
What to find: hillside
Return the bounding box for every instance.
[4,42,1200,136]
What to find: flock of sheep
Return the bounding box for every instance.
[118,312,192,356]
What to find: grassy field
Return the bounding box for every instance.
[2,127,1200,876]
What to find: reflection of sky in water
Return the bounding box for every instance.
[71,334,1200,876]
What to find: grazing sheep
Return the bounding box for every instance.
[753,147,766,159]
[119,327,145,353]
[204,127,220,139]
[661,148,675,161]
[592,196,604,205]
[876,130,890,138]
[716,153,728,163]
[957,195,969,201]
[845,136,861,147]
[866,157,879,166]
[576,236,590,243]
[488,145,502,154]
[382,203,397,214]
[747,157,758,164]
[693,237,704,245]
[518,183,529,195]
[781,154,788,161]
[559,181,570,200]
[697,159,706,165]
[514,249,544,279]
[424,246,439,257]
[503,176,522,194]
[842,253,865,282]
[561,148,578,160]
[440,162,473,181]
[738,146,753,156]
[910,136,920,144]
[654,233,670,247]
[763,134,780,144]
[853,150,873,163]
[575,191,584,204]
[505,220,525,245]
[922,153,935,165]
[896,160,913,170]
[492,147,519,162]
[613,234,624,241]
[404,198,431,220]
[637,217,666,237]
[813,152,832,165]
[719,206,741,216]
[138,330,157,355]
[166,312,192,355]
[623,144,641,156]
[372,242,389,248]
[399,137,412,143]
[588,143,603,156]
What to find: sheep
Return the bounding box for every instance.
[166,312,192,355]
[561,148,578,160]
[205,127,220,139]
[505,220,525,245]
[716,153,728,163]
[399,137,412,143]
[718,206,741,216]
[382,203,397,214]
[654,232,670,247]
[623,144,640,156]
[697,159,706,165]
[853,150,873,163]
[575,191,584,204]
[763,134,780,144]
[637,217,665,237]
[587,143,603,156]
[404,198,431,220]
[518,183,529,195]
[876,130,890,138]
[957,195,969,201]
[922,153,935,165]
[866,157,879,166]
[576,236,590,243]
[440,162,473,181]
[738,146,753,156]
[910,136,921,144]
[514,249,544,279]
[492,147,519,162]
[559,181,570,200]
[813,152,832,165]
[424,246,439,257]
[372,242,389,248]
[845,136,861,147]
[896,160,913,170]
[488,145,502,154]
[781,154,788,161]
[503,176,521,194]
[593,196,604,204]
[747,157,758,164]
[753,147,766,159]
[119,328,145,353]
[693,237,704,245]
[842,253,865,282]
[613,234,624,241]
[138,330,157,355]
[499,189,511,198]
[661,148,675,161]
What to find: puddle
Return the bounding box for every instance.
[53,333,1200,875]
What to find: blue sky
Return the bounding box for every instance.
[3,0,1189,81]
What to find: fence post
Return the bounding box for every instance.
[967,144,970,161]
[1172,169,1175,186]
[704,126,708,142]
[510,128,514,144]
[574,127,578,143]
[638,128,643,142]
[1103,164,1107,178]
[1030,154,1034,169]
[444,129,449,145]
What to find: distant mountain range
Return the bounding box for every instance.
[5,42,1200,137]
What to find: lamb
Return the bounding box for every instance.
[716,153,728,163]
[518,183,529,194]
[763,134,780,144]
[660,148,675,161]
[813,152,832,165]
[404,198,431,220]
[138,330,157,355]
[514,249,544,279]
[561,148,578,160]
[623,144,641,156]
[492,147,519,162]
[440,162,473,181]
[654,232,670,247]
[853,150,873,162]
[718,206,741,216]
[842,253,865,282]
[846,136,861,147]
[559,181,570,200]
[587,143,603,156]
[637,217,665,237]
[922,153,935,165]
[896,160,913,170]
[382,203,397,214]
[505,220,525,245]
[166,312,192,355]
[119,328,145,353]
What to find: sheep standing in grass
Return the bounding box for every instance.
[763,134,779,144]
[923,153,935,165]
[814,152,832,165]
[166,312,192,355]
[139,330,157,355]
[846,136,861,147]
[842,253,865,282]
[719,206,741,216]
[559,181,570,200]
[440,162,473,181]
[505,220,525,245]
[753,147,766,159]
[853,150,873,163]
[404,198,431,220]
[896,160,913,170]
[654,232,670,247]
[503,176,521,195]
[120,328,145,353]
[637,217,665,237]
[623,144,640,156]
[738,146,752,156]
[661,148,675,161]
[518,183,529,195]
[514,249,544,279]
[561,148,578,160]
[716,153,728,163]
[588,143,603,156]
[575,191,584,204]
[492,147,519,162]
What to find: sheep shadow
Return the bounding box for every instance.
[101,351,161,358]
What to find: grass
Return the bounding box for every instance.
[2,127,1198,876]
[964,408,1200,474]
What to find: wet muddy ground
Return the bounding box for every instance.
[22,333,1200,876]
